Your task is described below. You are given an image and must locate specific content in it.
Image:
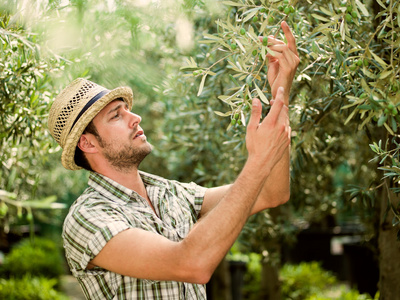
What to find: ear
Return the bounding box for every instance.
[77,134,98,154]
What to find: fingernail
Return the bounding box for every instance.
[252,98,260,107]
[278,87,285,93]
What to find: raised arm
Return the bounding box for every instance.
[89,87,291,284]
[202,22,299,215]
[252,21,299,212]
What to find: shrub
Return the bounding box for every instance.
[280,261,337,300]
[307,287,379,300]
[0,276,68,300]
[0,237,64,280]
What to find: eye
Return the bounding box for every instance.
[111,113,119,120]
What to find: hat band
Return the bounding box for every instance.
[69,89,109,133]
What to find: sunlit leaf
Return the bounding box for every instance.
[255,83,269,105]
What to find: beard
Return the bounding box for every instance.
[98,135,153,172]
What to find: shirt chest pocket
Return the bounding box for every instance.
[162,196,195,240]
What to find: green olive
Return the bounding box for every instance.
[268,16,274,24]
[262,37,268,46]
[240,28,246,35]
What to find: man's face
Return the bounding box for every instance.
[91,100,153,172]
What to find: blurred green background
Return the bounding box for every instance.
[1,0,399,299]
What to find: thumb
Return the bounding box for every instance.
[247,98,262,131]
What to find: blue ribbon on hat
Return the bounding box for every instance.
[69,89,109,133]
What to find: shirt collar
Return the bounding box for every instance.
[88,171,169,204]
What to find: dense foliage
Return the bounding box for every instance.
[0,237,64,280]
[1,0,399,297]
[0,6,67,237]
[0,276,68,300]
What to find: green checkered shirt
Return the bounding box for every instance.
[62,171,208,299]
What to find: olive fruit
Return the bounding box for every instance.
[262,37,268,46]
[268,16,274,24]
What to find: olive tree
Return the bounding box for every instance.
[174,0,399,298]
[0,4,68,238]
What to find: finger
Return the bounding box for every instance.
[267,44,297,62]
[263,89,285,125]
[247,98,262,131]
[275,86,285,102]
[267,44,298,72]
[281,21,298,56]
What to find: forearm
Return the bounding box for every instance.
[180,159,268,279]
[252,148,290,213]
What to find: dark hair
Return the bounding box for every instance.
[74,121,100,172]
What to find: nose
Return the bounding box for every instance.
[128,111,142,128]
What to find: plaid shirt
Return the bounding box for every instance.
[62,171,208,299]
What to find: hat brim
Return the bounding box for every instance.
[61,86,133,170]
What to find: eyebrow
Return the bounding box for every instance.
[106,101,125,117]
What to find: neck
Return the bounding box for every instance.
[94,165,148,199]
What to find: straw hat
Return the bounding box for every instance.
[48,78,133,170]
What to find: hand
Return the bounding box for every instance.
[262,21,299,104]
[246,87,291,175]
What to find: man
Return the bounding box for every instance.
[48,21,299,299]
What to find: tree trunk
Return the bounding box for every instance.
[378,182,400,299]
[259,207,282,300]
[259,259,281,300]
[207,258,232,300]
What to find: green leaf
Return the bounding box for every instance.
[197,73,207,96]
[370,50,388,68]
[222,1,243,6]
[243,10,257,23]
[379,70,392,79]
[377,114,388,127]
[254,83,269,105]
[214,111,232,117]
[312,14,331,22]
[355,0,370,16]
[376,0,387,9]
[319,6,333,16]
[391,116,398,132]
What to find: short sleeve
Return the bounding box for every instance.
[170,180,208,218]
[62,197,131,276]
